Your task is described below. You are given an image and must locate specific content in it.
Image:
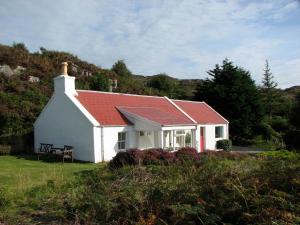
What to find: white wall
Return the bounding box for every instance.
[34,93,97,162]
[202,124,228,150]
[102,126,135,161]
[136,131,156,149]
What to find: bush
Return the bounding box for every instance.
[127,148,144,165]
[143,148,163,164]
[175,147,199,161]
[216,139,232,151]
[108,151,134,169]
[160,151,177,163]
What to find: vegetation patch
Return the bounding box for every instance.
[1,151,299,225]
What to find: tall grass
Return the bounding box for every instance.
[1,151,300,225]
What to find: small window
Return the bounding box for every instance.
[118,132,126,150]
[215,126,224,138]
[176,130,185,135]
[139,131,145,136]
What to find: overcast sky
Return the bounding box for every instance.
[0,0,299,88]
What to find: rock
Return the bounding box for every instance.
[0,65,14,77]
[13,66,26,75]
[28,76,40,83]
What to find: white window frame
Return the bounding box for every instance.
[118,132,126,150]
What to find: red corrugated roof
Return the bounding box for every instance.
[75,91,194,126]
[117,106,193,125]
[173,100,228,124]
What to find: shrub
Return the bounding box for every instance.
[143,148,163,164]
[160,151,177,163]
[216,139,232,151]
[127,148,144,165]
[108,151,134,169]
[175,147,199,161]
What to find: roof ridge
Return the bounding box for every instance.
[164,97,197,124]
[76,89,166,99]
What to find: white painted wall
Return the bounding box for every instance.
[34,75,101,163]
[102,126,136,161]
[202,124,228,150]
[137,131,155,149]
[34,93,97,162]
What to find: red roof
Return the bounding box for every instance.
[75,91,194,126]
[173,100,228,124]
[117,106,193,125]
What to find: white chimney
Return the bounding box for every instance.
[54,62,77,95]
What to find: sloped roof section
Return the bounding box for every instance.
[172,100,228,124]
[75,91,194,126]
[117,106,194,125]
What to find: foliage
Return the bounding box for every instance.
[146,73,179,98]
[89,70,110,91]
[194,59,264,141]
[260,60,279,118]
[109,148,198,169]
[175,147,199,161]
[1,152,299,224]
[111,60,132,77]
[216,139,232,151]
[258,150,300,160]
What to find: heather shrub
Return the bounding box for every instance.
[127,148,144,165]
[159,150,177,163]
[143,148,163,164]
[216,139,232,151]
[175,147,199,161]
[108,151,133,169]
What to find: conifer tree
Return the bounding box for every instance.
[261,60,279,118]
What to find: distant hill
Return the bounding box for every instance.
[284,86,300,99]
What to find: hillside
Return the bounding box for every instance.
[284,86,300,99]
[0,43,199,146]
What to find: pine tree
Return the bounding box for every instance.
[194,59,264,141]
[261,60,279,118]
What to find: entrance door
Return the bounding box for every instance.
[200,127,205,152]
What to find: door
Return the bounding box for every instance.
[200,127,205,152]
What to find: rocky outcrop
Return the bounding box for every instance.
[0,65,26,77]
[0,65,14,77]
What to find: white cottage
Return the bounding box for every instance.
[34,63,229,163]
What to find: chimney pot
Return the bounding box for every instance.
[61,62,68,75]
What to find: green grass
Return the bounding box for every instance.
[0,155,98,192]
[1,151,299,225]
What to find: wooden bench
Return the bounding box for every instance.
[52,145,74,163]
[37,143,74,163]
[37,143,54,160]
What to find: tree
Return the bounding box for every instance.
[261,60,279,118]
[285,92,300,150]
[89,72,110,92]
[291,93,300,129]
[111,60,131,77]
[147,74,179,98]
[194,59,264,142]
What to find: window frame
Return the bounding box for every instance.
[118,132,127,150]
[215,126,224,139]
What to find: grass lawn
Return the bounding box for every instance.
[0,154,99,192]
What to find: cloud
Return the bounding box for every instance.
[0,0,299,88]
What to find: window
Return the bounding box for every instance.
[215,126,224,138]
[118,132,126,150]
[176,130,185,135]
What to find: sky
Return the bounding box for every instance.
[0,0,299,88]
